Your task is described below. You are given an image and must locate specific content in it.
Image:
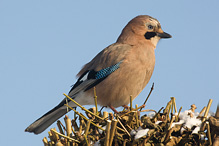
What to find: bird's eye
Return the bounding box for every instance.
[148,25,153,30]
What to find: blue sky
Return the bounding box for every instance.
[0,1,218,145]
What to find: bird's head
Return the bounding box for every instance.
[117,15,171,48]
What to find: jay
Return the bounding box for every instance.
[25,15,171,134]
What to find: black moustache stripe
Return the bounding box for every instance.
[144,32,157,39]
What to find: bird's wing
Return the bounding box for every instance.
[68,61,122,97]
[68,43,132,97]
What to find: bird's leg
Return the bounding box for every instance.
[109,105,119,114]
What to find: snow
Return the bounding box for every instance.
[147,112,156,118]
[98,125,106,134]
[155,120,162,125]
[192,126,200,134]
[131,127,150,140]
[171,110,203,134]
[93,140,101,146]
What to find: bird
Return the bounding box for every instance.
[25,15,171,134]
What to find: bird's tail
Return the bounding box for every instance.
[25,101,68,134]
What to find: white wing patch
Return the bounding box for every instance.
[79,71,90,82]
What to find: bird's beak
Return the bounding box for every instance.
[157,32,172,39]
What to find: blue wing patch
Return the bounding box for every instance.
[95,61,122,79]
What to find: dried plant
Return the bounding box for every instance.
[43,86,218,146]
